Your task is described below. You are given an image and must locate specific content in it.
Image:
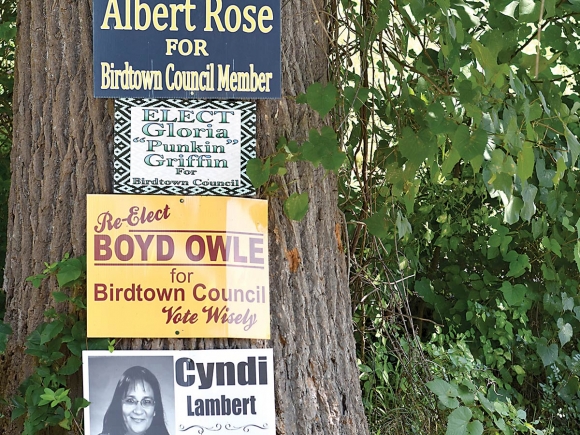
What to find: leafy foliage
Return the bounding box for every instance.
[296,82,337,118]
[283,192,309,221]
[325,0,580,433]
[247,123,343,220]
[5,255,109,434]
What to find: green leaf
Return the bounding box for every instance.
[301,127,345,171]
[446,406,472,435]
[509,70,526,97]
[427,102,457,135]
[568,48,580,64]
[520,182,537,221]
[426,379,457,397]
[246,158,270,189]
[542,237,562,258]
[493,400,509,416]
[506,253,530,278]
[38,397,52,406]
[484,149,516,206]
[467,420,483,435]
[457,80,481,105]
[557,318,573,346]
[26,274,46,288]
[504,196,523,225]
[562,216,575,232]
[344,87,370,112]
[575,242,580,272]
[552,156,566,185]
[71,321,86,341]
[453,125,488,161]
[517,142,534,181]
[457,384,475,404]
[536,158,555,188]
[442,148,461,177]
[519,0,536,15]
[364,210,389,238]
[11,406,26,421]
[499,0,519,18]
[270,152,288,175]
[40,321,64,345]
[0,21,16,40]
[537,342,558,366]
[501,282,526,306]
[287,140,300,154]
[527,102,543,121]
[301,82,337,117]
[476,392,495,413]
[56,258,84,287]
[73,397,91,414]
[374,0,391,33]
[88,337,111,350]
[559,376,580,402]
[0,322,12,336]
[564,126,580,165]
[398,127,437,167]
[59,419,71,430]
[296,93,307,104]
[395,211,412,239]
[415,278,442,306]
[440,396,460,409]
[283,192,309,221]
[561,292,574,311]
[58,356,82,376]
[471,40,497,70]
[51,292,70,303]
[494,418,509,433]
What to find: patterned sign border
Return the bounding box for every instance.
[113,99,256,196]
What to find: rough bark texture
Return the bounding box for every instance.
[0,0,369,433]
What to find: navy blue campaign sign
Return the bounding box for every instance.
[93,0,280,99]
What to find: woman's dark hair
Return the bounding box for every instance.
[100,365,170,435]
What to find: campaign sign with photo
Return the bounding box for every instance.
[93,0,281,99]
[87,194,269,338]
[83,349,275,435]
[114,99,256,196]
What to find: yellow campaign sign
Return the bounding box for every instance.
[87,195,269,339]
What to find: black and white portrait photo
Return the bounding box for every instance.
[84,353,175,435]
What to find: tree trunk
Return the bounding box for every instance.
[0,0,369,434]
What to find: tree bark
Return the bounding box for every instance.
[0,0,369,434]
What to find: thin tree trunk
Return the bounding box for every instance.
[0,0,369,433]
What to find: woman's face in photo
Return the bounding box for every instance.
[122,381,155,435]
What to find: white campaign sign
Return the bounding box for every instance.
[83,349,275,435]
[113,99,256,196]
[130,105,242,184]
